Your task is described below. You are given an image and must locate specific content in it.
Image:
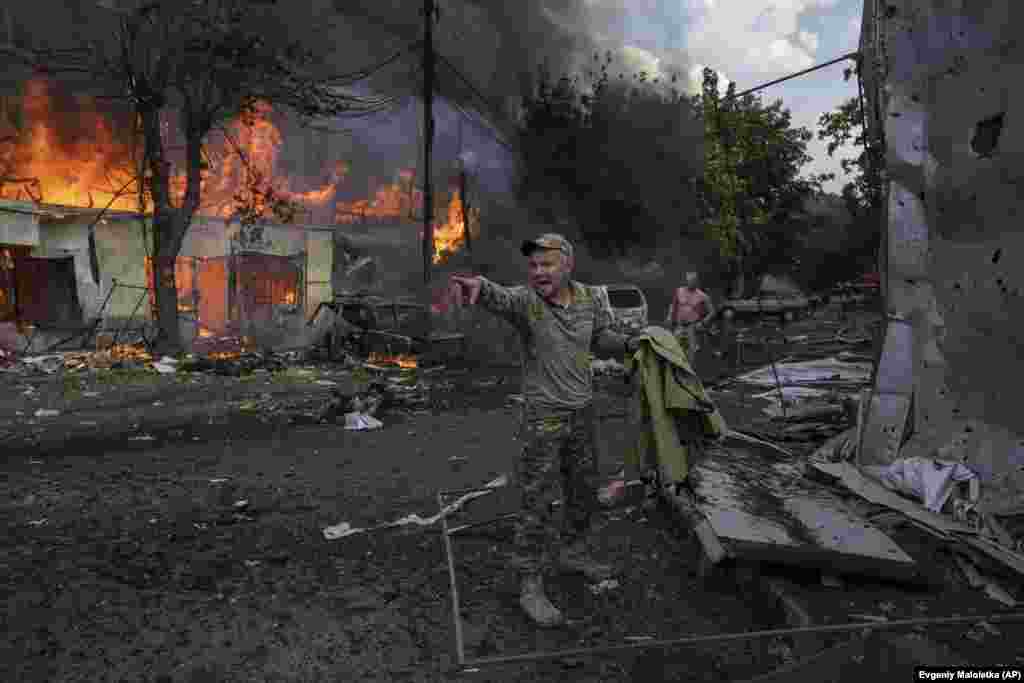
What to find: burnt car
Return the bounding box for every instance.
[598,284,649,334]
[309,292,464,360]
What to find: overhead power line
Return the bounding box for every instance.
[435,52,514,149]
[324,40,425,85]
[724,51,860,102]
[448,98,513,152]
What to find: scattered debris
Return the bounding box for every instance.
[128,435,155,441]
[344,413,383,431]
[736,357,873,388]
[33,409,60,418]
[322,474,508,540]
[863,457,978,513]
[152,356,179,374]
[588,579,620,594]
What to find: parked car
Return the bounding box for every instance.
[718,287,811,323]
[598,284,648,333]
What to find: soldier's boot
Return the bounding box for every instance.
[558,541,616,583]
[519,574,564,627]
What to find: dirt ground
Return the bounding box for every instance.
[3,306,1021,682]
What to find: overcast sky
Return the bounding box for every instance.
[598,0,864,193]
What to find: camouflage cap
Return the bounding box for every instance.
[520,233,574,259]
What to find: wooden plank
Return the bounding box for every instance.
[688,442,919,581]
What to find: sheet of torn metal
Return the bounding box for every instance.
[809,462,977,540]
[735,357,873,388]
[961,536,1024,577]
[688,441,919,581]
[322,474,508,540]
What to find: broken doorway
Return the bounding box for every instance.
[13,255,82,327]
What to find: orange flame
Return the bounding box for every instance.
[431,189,479,264]
[335,174,478,264]
[368,352,418,369]
[1,79,341,218]
[0,79,141,209]
[335,169,419,224]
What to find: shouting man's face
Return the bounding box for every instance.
[527,249,571,301]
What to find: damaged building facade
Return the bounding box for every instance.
[858,0,1024,519]
[0,199,333,350]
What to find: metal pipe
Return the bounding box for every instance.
[437,491,466,666]
[458,611,1024,671]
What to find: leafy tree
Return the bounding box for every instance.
[13,0,389,351]
[516,52,703,258]
[815,60,886,280]
[698,67,828,297]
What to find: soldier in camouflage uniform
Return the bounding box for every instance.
[448,234,639,627]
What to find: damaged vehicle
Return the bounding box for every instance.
[598,283,648,334]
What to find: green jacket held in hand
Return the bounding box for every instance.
[626,326,727,484]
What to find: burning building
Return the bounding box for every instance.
[0,199,335,350]
[0,77,478,352]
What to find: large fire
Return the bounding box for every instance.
[336,174,479,264]
[1,77,475,268]
[1,79,341,218]
[0,79,140,210]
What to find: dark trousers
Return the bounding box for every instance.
[514,405,599,575]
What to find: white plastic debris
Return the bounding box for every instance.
[588,579,620,594]
[322,474,509,540]
[129,435,155,441]
[736,357,873,388]
[34,409,60,418]
[867,456,978,512]
[315,379,337,387]
[343,412,383,431]
[153,356,179,374]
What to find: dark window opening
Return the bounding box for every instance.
[13,255,82,327]
[606,289,645,308]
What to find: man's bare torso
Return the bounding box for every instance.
[671,287,709,325]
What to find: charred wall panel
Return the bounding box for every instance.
[14,255,81,326]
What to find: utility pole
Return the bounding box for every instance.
[456,116,472,258]
[459,164,472,256]
[421,0,436,285]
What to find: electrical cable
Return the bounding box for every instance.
[323,40,424,85]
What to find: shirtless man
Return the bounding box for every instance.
[666,272,715,358]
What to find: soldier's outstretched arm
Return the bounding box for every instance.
[449,274,529,327]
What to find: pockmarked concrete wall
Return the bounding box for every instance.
[861,0,1024,514]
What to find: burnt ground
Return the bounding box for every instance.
[2,307,1022,682]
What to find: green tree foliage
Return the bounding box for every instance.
[516,52,703,257]
[698,67,828,297]
[813,61,886,285]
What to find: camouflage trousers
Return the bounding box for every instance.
[514,404,600,576]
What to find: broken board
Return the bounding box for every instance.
[688,437,920,582]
